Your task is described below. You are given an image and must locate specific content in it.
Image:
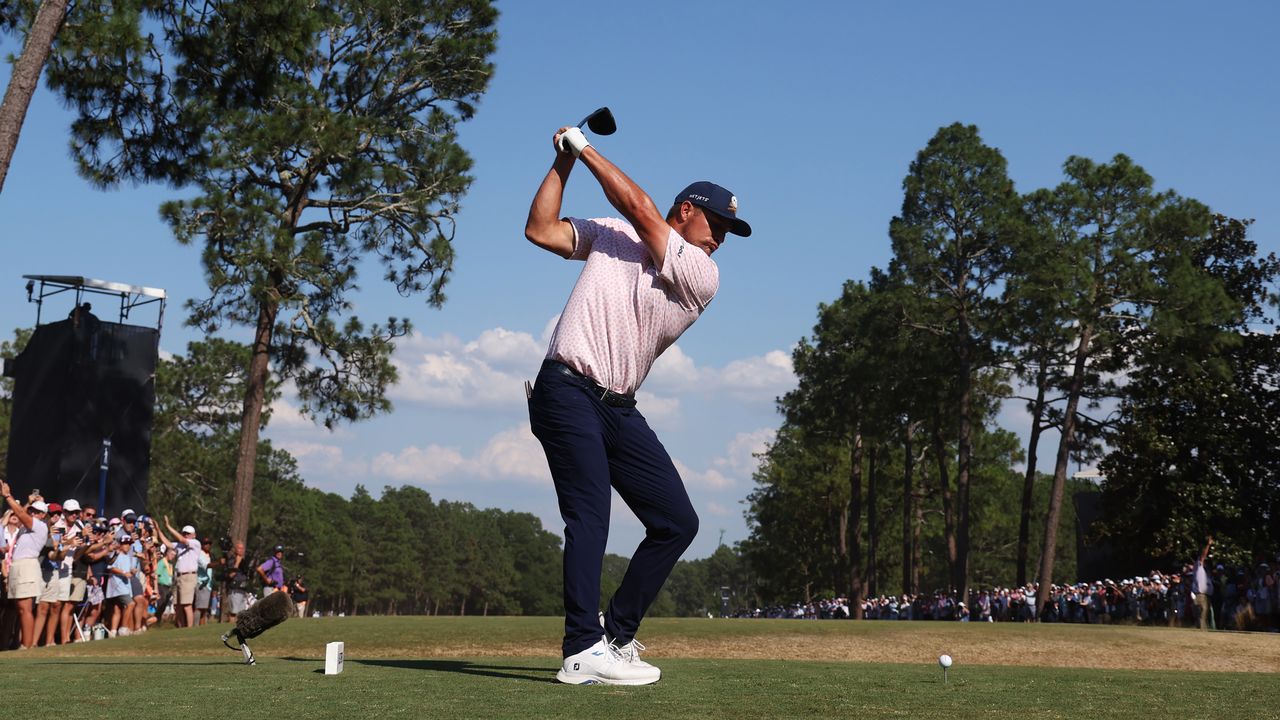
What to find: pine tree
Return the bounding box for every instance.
[42,0,499,549]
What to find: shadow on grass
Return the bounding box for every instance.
[31,660,245,666]
[348,658,555,683]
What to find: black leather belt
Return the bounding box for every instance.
[544,360,637,408]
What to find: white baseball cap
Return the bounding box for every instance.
[30,500,49,513]
[63,499,82,512]
[182,525,196,535]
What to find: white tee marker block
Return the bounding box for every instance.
[325,641,345,675]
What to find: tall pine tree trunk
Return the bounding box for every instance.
[228,298,278,547]
[848,431,865,618]
[835,489,850,595]
[1036,324,1093,616]
[0,0,68,192]
[912,476,924,595]
[1017,361,1050,586]
[932,425,957,584]
[955,338,974,602]
[866,445,878,598]
[901,422,916,596]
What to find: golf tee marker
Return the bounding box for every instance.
[325,641,345,675]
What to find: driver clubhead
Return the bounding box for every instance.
[577,107,616,136]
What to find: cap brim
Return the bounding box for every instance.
[702,206,752,237]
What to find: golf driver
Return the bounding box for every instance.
[576,106,616,136]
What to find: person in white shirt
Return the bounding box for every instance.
[1193,535,1214,630]
[2,478,50,649]
[156,516,201,627]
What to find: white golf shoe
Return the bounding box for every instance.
[598,612,659,673]
[612,638,658,671]
[556,638,661,686]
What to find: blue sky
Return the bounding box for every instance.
[1,1,1277,559]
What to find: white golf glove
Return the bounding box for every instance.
[558,127,591,158]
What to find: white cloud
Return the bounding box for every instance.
[643,345,794,405]
[715,428,776,477]
[390,327,542,409]
[646,345,701,392]
[268,397,319,430]
[464,328,544,371]
[706,501,733,517]
[716,350,794,400]
[371,445,467,484]
[369,422,551,486]
[675,459,735,490]
[634,391,681,426]
[273,440,368,493]
[469,423,552,483]
[540,314,561,345]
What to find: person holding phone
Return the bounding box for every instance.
[2,477,50,649]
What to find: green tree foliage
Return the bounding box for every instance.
[41,0,499,551]
[126,339,566,616]
[1021,155,1219,614]
[1099,215,1280,565]
[744,126,1277,614]
[0,327,32,469]
[0,0,69,192]
[887,123,1022,600]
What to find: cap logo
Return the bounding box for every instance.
[688,194,710,203]
[728,196,738,215]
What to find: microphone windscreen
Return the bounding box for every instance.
[235,590,296,640]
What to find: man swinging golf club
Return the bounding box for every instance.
[524,111,752,685]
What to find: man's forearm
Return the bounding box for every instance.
[577,147,667,264]
[579,148,650,220]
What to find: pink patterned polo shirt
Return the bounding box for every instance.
[545,217,719,394]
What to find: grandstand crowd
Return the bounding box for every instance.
[1,483,307,651]
[734,555,1280,631]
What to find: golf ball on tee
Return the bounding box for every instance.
[938,654,953,668]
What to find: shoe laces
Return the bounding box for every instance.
[612,638,646,662]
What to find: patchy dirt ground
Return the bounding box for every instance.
[645,625,1280,673]
[22,616,1280,674]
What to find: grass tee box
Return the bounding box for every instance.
[3,617,1278,720]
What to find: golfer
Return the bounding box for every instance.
[524,122,751,685]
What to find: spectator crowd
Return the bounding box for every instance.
[0,479,309,651]
[733,551,1279,632]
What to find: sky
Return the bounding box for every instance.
[1,1,1277,559]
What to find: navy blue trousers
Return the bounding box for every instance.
[529,360,699,657]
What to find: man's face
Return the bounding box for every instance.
[675,203,732,257]
[235,543,245,555]
[692,206,732,256]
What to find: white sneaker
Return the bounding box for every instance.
[556,638,661,686]
[613,638,658,671]
[599,612,658,672]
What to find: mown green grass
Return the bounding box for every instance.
[3,617,1277,719]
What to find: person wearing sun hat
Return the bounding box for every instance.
[157,516,202,627]
[1,478,49,648]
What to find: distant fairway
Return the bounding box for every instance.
[3,617,1277,719]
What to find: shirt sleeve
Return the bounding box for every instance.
[565,218,602,261]
[657,229,719,311]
